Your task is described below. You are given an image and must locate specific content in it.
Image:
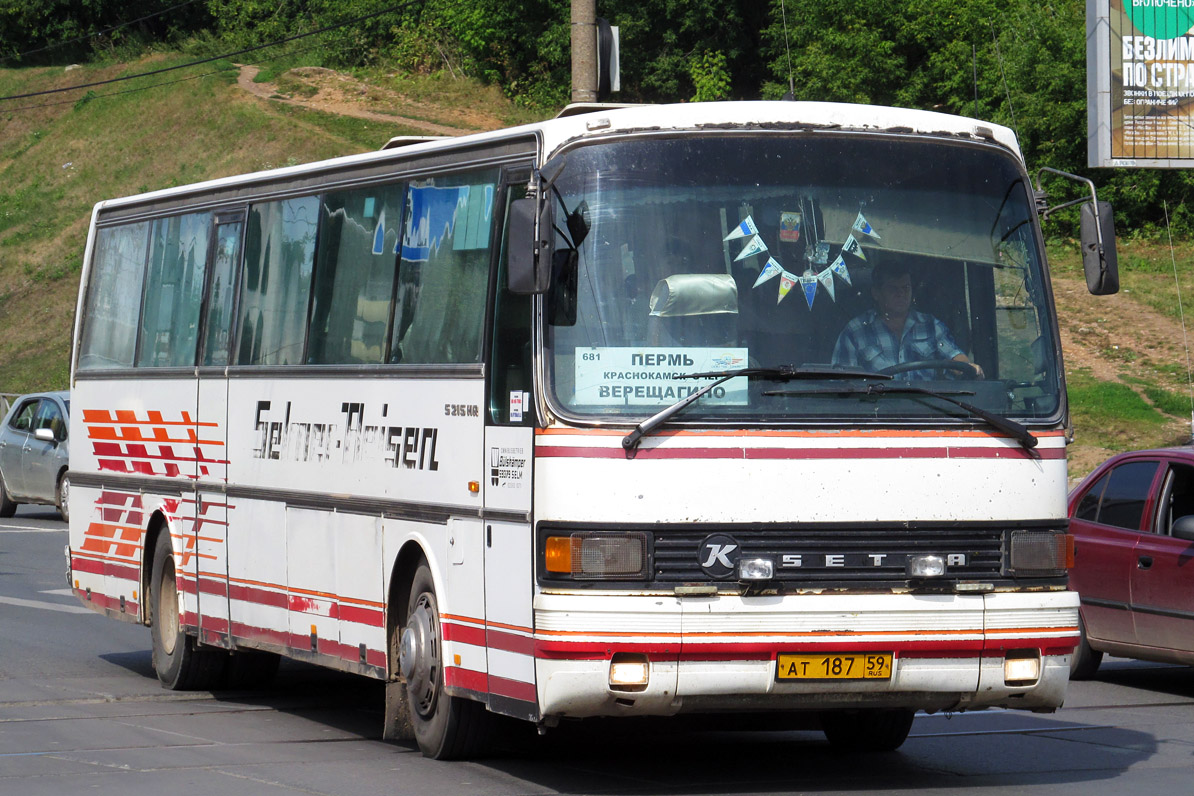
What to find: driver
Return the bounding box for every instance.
[831,261,984,379]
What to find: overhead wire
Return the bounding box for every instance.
[0,0,206,65]
[0,0,421,104]
[0,41,329,114]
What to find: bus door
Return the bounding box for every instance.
[481,177,537,720]
[192,210,244,647]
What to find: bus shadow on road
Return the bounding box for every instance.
[474,709,1159,793]
[91,657,1163,791]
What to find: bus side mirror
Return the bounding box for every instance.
[508,197,552,294]
[1080,200,1119,296]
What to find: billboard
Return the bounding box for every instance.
[1089,0,1194,167]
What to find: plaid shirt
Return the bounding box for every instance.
[832,310,964,379]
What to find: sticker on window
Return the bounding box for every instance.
[574,347,749,406]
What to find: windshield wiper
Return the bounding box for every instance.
[764,381,1038,450]
[621,366,890,457]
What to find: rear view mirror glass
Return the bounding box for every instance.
[1080,200,1119,296]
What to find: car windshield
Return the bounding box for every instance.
[543,134,1061,424]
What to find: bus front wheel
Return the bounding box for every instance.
[149,533,226,690]
[400,563,490,759]
[820,708,915,752]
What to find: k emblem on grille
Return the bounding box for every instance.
[698,534,740,579]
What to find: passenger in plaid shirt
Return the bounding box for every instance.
[832,262,984,380]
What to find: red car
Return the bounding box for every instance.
[1067,448,1194,678]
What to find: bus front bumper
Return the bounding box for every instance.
[533,590,1078,719]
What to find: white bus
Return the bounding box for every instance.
[67,101,1118,759]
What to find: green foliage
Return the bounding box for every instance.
[1,0,1191,234]
[690,51,731,102]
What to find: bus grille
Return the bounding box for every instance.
[651,525,1006,584]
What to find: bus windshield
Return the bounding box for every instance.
[544,134,1061,425]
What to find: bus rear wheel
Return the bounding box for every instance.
[400,563,490,759]
[820,708,915,752]
[149,533,226,690]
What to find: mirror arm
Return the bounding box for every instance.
[1035,165,1106,262]
[1035,166,1100,221]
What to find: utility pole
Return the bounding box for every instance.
[571,0,597,103]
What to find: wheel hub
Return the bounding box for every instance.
[399,596,440,717]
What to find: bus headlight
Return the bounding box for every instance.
[544,532,649,580]
[1008,531,1073,576]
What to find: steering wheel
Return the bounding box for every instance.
[880,359,980,379]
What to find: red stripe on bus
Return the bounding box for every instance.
[488,674,536,703]
[445,665,488,694]
[443,621,487,647]
[487,628,536,656]
[70,555,140,582]
[536,445,1063,461]
[80,589,138,616]
[227,582,288,609]
[534,641,681,659]
[339,604,385,628]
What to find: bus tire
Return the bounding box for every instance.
[0,474,16,518]
[149,533,226,690]
[401,563,491,759]
[820,708,915,752]
[1069,613,1103,680]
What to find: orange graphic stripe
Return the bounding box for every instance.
[82,408,219,428]
[86,424,224,447]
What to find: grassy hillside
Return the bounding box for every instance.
[2,53,1192,480]
[0,52,530,391]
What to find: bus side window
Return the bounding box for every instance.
[78,222,150,370]
[236,196,319,366]
[389,170,499,364]
[489,184,532,425]
[138,211,211,368]
[307,184,405,365]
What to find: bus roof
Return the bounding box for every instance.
[93,101,1021,212]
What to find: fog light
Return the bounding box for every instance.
[609,653,650,690]
[907,554,946,578]
[1004,654,1040,684]
[737,557,774,581]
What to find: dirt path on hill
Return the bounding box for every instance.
[1052,269,1194,477]
[235,64,481,136]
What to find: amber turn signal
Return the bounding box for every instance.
[544,536,573,573]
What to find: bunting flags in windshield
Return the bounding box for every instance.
[724,216,759,241]
[852,211,881,240]
[732,233,768,261]
[723,211,879,309]
[753,257,783,288]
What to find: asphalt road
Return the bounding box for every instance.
[3,506,1193,795]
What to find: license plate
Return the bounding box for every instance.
[776,653,893,680]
